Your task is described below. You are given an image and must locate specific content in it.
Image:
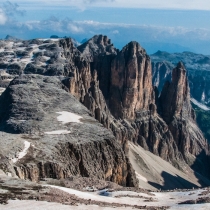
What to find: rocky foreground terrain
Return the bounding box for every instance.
[0,35,210,209]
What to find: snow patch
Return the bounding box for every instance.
[0,200,137,210]
[16,47,26,51]
[12,141,30,163]
[56,111,83,124]
[0,70,10,76]
[191,98,210,111]
[39,38,60,42]
[0,87,5,95]
[45,130,71,135]
[20,57,32,64]
[201,91,206,102]
[44,185,120,203]
[41,185,210,209]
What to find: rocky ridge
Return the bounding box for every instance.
[0,74,137,186]
[0,35,209,188]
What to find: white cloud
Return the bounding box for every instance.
[0,1,26,25]
[5,0,210,10]
[0,8,7,25]
[0,13,210,53]
[112,30,119,34]
[2,1,26,16]
[112,0,210,10]
[3,17,210,42]
[67,23,84,33]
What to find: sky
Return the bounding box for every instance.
[0,0,210,54]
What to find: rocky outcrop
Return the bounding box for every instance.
[159,63,210,176]
[78,39,183,165]
[78,35,117,62]
[0,75,138,187]
[109,41,154,120]
[160,62,192,124]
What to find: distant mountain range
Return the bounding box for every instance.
[151,50,210,106]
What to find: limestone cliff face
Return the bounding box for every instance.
[151,51,210,107]
[59,38,92,102]
[110,42,154,120]
[159,63,210,176]
[160,62,192,124]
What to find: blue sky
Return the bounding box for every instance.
[0,0,210,54]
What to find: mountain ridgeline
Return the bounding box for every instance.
[0,35,210,188]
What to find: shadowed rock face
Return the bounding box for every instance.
[152,61,173,93]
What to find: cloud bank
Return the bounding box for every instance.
[0,8,7,25]
[1,15,210,53]
[0,1,25,25]
[0,1,210,54]
[5,0,210,10]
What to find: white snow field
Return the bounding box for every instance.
[191,98,210,111]
[45,130,71,135]
[0,201,136,210]
[44,185,210,209]
[0,87,5,95]
[11,141,31,163]
[56,111,83,124]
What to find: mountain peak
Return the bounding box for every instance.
[77,34,117,61]
[5,35,19,41]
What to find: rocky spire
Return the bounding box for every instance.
[109,41,154,120]
[160,62,191,124]
[158,62,210,177]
